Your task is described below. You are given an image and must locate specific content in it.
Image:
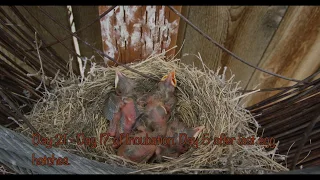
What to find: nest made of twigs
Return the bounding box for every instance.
[17,53,288,174]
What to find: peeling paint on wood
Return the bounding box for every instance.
[99,6,181,66]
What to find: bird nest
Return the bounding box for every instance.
[16,53,288,174]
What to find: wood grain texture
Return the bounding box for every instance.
[180,6,229,70]
[180,6,287,88]
[166,6,182,57]
[0,6,77,77]
[98,6,181,66]
[176,6,190,58]
[71,6,104,65]
[246,6,320,107]
[19,6,76,65]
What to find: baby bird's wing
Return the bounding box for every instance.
[103,92,123,121]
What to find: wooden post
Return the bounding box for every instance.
[98,6,182,66]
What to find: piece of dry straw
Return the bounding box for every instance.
[17,53,288,174]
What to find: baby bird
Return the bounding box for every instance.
[140,71,177,114]
[134,71,177,134]
[136,100,169,137]
[117,97,140,136]
[103,93,124,137]
[117,127,158,163]
[117,99,171,163]
[103,71,140,138]
[155,70,177,114]
[156,120,205,161]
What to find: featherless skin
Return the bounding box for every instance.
[103,71,140,138]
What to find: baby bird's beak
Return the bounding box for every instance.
[160,71,177,87]
[115,70,125,89]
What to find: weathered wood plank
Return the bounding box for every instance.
[0,6,70,76]
[71,6,104,65]
[180,6,229,70]
[18,6,76,67]
[0,6,78,75]
[180,6,287,88]
[0,6,77,80]
[98,6,181,66]
[246,6,320,107]
[176,6,190,58]
[165,6,182,58]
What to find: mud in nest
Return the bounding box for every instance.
[17,54,288,174]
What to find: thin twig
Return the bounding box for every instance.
[0,27,46,76]
[291,114,320,170]
[246,69,320,110]
[0,89,40,135]
[8,6,68,74]
[239,85,304,93]
[22,6,82,59]
[0,66,41,98]
[249,78,320,113]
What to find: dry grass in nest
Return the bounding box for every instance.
[16,53,288,174]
